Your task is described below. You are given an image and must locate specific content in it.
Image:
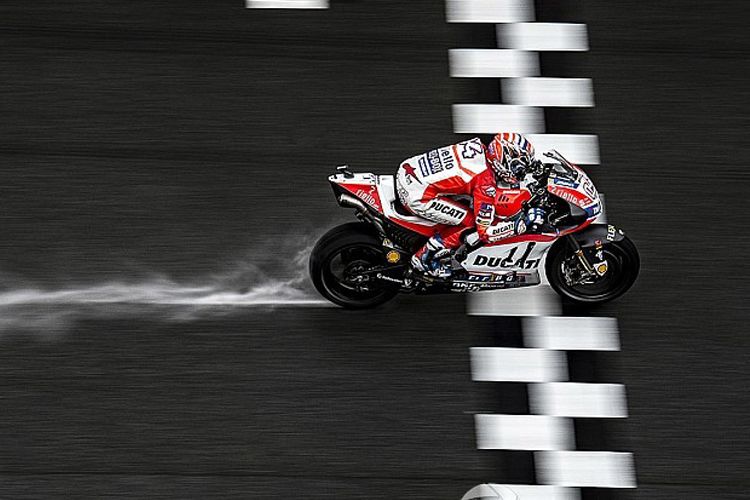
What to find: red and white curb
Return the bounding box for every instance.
[450,0,637,497]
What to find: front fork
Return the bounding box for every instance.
[565,235,609,280]
[566,235,598,277]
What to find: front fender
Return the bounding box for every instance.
[546,223,627,263]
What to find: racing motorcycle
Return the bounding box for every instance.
[309,150,639,309]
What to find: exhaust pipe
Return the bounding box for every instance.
[339,193,369,212]
[338,192,387,236]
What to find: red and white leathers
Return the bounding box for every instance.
[395,135,536,273]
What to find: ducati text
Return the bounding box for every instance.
[471,243,540,269]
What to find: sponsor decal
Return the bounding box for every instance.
[585,203,601,217]
[428,200,466,220]
[493,271,518,283]
[418,156,430,177]
[552,176,578,188]
[376,273,403,284]
[438,148,456,171]
[467,274,493,282]
[595,261,609,276]
[582,177,597,198]
[402,162,422,185]
[481,185,497,197]
[386,250,401,264]
[486,221,515,241]
[450,282,483,292]
[417,146,457,177]
[356,187,379,209]
[476,202,494,226]
[471,243,540,269]
[497,191,521,204]
[454,271,525,291]
[607,225,617,241]
[549,185,592,206]
[428,150,443,173]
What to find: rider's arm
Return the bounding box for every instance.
[473,185,527,243]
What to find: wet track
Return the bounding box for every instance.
[1,1,749,498]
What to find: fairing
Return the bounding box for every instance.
[547,164,602,220]
[330,173,441,237]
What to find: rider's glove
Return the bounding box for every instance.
[525,208,546,231]
[528,159,545,177]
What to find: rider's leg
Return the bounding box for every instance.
[440,222,474,249]
[411,213,474,276]
[404,196,469,226]
[395,171,472,276]
[395,167,469,225]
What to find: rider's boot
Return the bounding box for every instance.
[411,235,453,278]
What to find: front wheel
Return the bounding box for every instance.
[546,236,640,305]
[309,223,400,309]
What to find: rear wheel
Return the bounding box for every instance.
[546,236,640,304]
[309,223,400,309]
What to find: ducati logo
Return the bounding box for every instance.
[428,200,466,220]
[471,243,540,269]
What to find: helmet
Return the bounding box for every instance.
[486,133,535,185]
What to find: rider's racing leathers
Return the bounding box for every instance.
[395,136,539,275]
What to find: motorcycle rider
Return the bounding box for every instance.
[395,133,548,277]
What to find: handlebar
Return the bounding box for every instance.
[523,154,564,210]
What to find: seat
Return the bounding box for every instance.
[376,175,436,226]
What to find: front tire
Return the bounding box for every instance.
[309,223,400,309]
[546,236,640,305]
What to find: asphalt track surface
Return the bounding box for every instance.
[1,1,748,498]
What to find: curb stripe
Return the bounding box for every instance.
[529,382,629,418]
[446,0,534,24]
[475,414,575,450]
[246,0,328,8]
[523,317,621,351]
[497,23,590,51]
[536,451,637,488]
[471,347,568,382]
[467,285,562,317]
[452,104,545,134]
[502,78,595,107]
[449,49,541,78]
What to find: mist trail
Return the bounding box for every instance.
[0,246,324,306]
[0,241,331,333]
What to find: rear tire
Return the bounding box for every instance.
[309,223,400,309]
[546,236,640,305]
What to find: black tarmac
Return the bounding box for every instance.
[0,1,748,498]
